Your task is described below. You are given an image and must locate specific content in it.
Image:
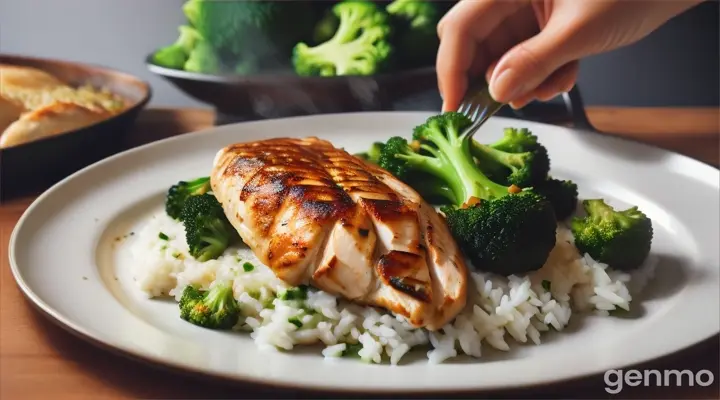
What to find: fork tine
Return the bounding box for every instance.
[458,102,470,118]
[461,103,473,120]
[466,103,475,119]
[477,105,490,123]
[454,77,505,130]
[470,104,482,123]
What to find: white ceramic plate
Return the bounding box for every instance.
[9,112,720,394]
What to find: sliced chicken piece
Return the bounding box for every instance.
[368,163,469,328]
[0,101,111,148]
[211,137,468,330]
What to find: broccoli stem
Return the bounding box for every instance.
[471,143,526,169]
[470,142,521,178]
[195,221,231,261]
[203,282,234,311]
[420,126,509,204]
[187,177,211,193]
[199,235,227,250]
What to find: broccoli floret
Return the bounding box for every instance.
[387,0,438,29]
[179,282,240,329]
[152,25,201,69]
[183,40,221,74]
[165,176,211,220]
[489,127,539,153]
[354,141,385,164]
[183,0,316,74]
[571,199,653,271]
[470,128,550,187]
[386,0,440,67]
[533,177,579,221]
[378,112,557,275]
[442,194,557,275]
[180,193,237,262]
[292,1,393,76]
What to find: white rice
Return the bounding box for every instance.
[127,211,658,365]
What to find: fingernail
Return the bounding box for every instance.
[490,69,526,103]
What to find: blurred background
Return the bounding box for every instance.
[1,0,717,110]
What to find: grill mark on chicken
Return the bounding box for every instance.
[211,136,468,330]
[377,251,432,303]
[227,141,356,240]
[361,198,415,223]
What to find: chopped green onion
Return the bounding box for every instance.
[158,232,169,241]
[279,285,308,301]
[243,262,255,272]
[542,280,551,291]
[342,342,363,357]
[288,317,302,328]
[609,307,630,317]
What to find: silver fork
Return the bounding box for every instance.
[456,79,505,138]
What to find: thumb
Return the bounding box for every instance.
[488,24,581,103]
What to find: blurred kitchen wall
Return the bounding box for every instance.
[1,0,717,108]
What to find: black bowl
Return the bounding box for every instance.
[146,53,438,124]
[0,54,152,201]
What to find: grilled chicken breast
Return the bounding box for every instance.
[211,137,467,330]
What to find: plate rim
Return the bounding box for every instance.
[8,111,720,394]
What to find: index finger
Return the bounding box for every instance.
[436,0,526,111]
[436,31,476,112]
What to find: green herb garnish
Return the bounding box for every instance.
[542,280,551,291]
[342,342,363,358]
[279,285,308,301]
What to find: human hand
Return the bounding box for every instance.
[436,0,704,111]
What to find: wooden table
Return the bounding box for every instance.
[2,107,719,399]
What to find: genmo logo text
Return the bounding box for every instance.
[604,368,715,394]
